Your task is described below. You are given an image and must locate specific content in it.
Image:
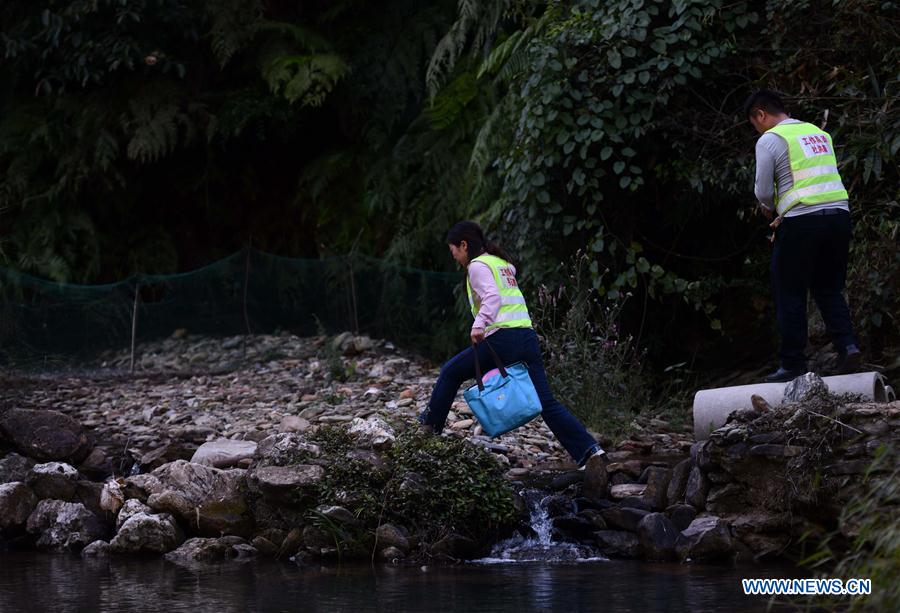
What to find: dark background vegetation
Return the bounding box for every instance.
[1,0,898,384]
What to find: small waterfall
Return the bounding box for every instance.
[473,489,606,564]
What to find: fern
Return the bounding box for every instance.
[204,0,264,67]
[426,0,512,98]
[262,53,350,106]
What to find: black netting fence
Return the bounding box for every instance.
[0,249,466,371]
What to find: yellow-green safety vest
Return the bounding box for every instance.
[466,254,532,332]
[765,122,849,216]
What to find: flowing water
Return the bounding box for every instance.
[0,491,809,612]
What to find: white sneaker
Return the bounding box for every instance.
[578,449,606,470]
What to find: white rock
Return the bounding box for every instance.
[190,439,258,468]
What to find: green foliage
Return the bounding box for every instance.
[386,430,518,536]
[793,444,900,612]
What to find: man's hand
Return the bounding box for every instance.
[470,328,485,344]
[758,203,774,221]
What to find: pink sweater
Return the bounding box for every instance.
[468,260,515,337]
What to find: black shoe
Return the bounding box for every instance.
[834,345,862,375]
[763,367,807,383]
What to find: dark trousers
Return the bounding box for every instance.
[771,209,857,370]
[419,327,600,465]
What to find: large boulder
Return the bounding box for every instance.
[27,462,80,501]
[109,512,184,553]
[125,460,251,537]
[666,459,692,507]
[375,523,409,553]
[247,464,325,506]
[26,500,107,551]
[116,499,152,531]
[0,482,39,533]
[0,452,35,484]
[593,530,641,558]
[684,466,708,510]
[164,537,253,563]
[0,409,92,463]
[190,439,258,469]
[636,513,678,560]
[600,506,650,532]
[675,516,734,561]
[582,453,610,501]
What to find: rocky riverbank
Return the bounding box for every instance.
[1,333,896,566]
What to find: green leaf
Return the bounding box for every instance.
[607,49,622,69]
[613,161,625,174]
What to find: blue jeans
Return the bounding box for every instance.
[418,327,601,465]
[771,210,857,370]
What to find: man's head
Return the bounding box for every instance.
[743,89,789,134]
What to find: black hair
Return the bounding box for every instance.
[742,89,788,119]
[446,220,513,265]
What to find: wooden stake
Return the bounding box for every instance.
[130,283,140,374]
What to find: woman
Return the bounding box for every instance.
[418,220,607,467]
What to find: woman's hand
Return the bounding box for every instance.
[470,327,485,344]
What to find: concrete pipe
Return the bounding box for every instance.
[693,371,889,440]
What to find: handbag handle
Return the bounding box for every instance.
[472,338,509,392]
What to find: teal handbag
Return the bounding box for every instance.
[463,339,542,438]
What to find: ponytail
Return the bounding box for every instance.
[446,221,514,267]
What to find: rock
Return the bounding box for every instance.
[0,452,35,484]
[642,466,671,510]
[110,512,184,553]
[675,516,734,561]
[451,419,474,430]
[608,460,643,478]
[117,499,152,530]
[346,449,391,480]
[278,527,303,559]
[348,417,396,450]
[0,409,92,463]
[749,444,805,458]
[316,505,358,526]
[100,480,126,514]
[81,540,111,557]
[706,484,747,515]
[249,464,325,506]
[684,467,707,510]
[552,514,596,540]
[78,448,114,480]
[375,523,410,553]
[379,546,405,561]
[593,530,641,558]
[301,525,332,551]
[637,513,678,560]
[27,462,80,501]
[255,433,322,467]
[783,372,827,403]
[583,453,610,501]
[431,533,478,559]
[279,416,310,433]
[26,500,107,551]
[0,482,39,532]
[750,394,772,413]
[141,460,251,536]
[251,536,279,556]
[164,537,250,562]
[131,444,190,472]
[191,439,258,469]
[75,480,105,517]
[610,484,646,500]
[600,506,650,532]
[666,504,697,532]
[549,471,584,491]
[666,459,691,507]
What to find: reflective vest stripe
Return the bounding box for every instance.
[792,164,840,181]
[466,254,532,331]
[779,180,848,209]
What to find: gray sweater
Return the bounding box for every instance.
[754,118,849,217]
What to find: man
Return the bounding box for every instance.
[744,89,861,383]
